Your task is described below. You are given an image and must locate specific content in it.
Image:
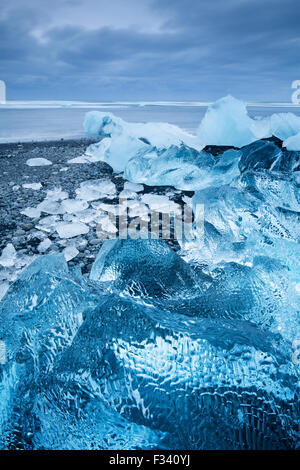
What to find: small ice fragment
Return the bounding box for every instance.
[26,158,52,166]
[75,209,101,224]
[56,222,89,239]
[128,201,149,220]
[0,243,17,267]
[37,200,65,215]
[119,189,138,199]
[68,156,91,164]
[46,187,68,201]
[124,182,144,193]
[61,199,89,214]
[23,183,42,190]
[141,194,181,215]
[75,179,116,201]
[96,202,127,216]
[97,214,118,233]
[36,215,59,233]
[21,207,42,218]
[37,238,52,253]
[63,245,79,261]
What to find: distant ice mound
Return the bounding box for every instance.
[197,95,269,147]
[84,96,300,189]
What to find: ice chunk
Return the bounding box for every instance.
[118,189,138,199]
[0,244,17,267]
[36,215,60,233]
[37,238,52,253]
[90,239,198,298]
[96,214,118,235]
[56,222,89,239]
[284,132,300,151]
[197,95,270,147]
[45,188,68,201]
[61,199,89,214]
[140,194,181,215]
[63,245,79,261]
[125,145,241,191]
[49,293,298,450]
[124,181,144,192]
[22,183,42,190]
[26,158,52,166]
[83,97,300,185]
[239,140,283,173]
[84,111,203,173]
[21,207,41,218]
[269,113,300,141]
[38,200,66,215]
[84,111,202,150]
[75,179,116,201]
[197,96,300,149]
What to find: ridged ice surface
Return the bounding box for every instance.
[0,134,300,449]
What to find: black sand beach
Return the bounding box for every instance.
[0,138,193,297]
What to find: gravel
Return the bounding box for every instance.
[0,137,194,291]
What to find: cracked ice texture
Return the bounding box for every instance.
[0,240,299,449]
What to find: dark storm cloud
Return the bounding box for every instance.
[0,0,299,100]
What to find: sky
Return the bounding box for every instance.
[0,0,299,102]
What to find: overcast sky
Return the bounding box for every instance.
[0,0,299,101]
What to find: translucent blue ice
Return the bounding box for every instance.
[0,239,299,449]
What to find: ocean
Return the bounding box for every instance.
[1,101,300,143]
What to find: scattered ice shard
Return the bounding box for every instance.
[124,181,144,192]
[55,222,89,239]
[75,178,116,201]
[61,199,89,214]
[0,244,17,267]
[63,245,79,262]
[26,158,52,166]
[37,238,52,253]
[22,183,42,190]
